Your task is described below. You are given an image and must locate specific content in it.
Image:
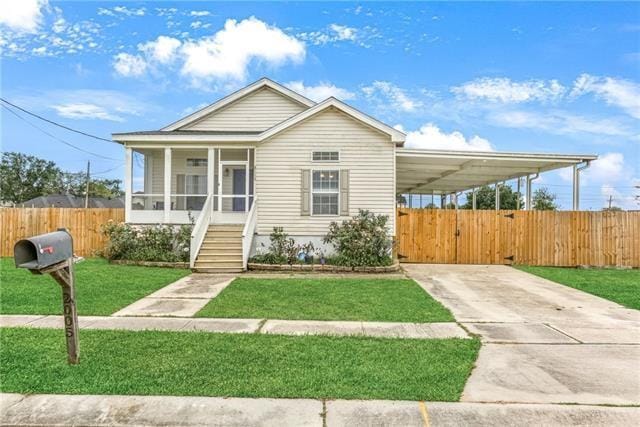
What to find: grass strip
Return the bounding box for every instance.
[196,277,454,322]
[0,328,479,401]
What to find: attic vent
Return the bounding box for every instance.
[312,151,339,162]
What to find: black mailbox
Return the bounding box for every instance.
[14,230,73,271]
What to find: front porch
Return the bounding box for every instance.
[124,147,255,225]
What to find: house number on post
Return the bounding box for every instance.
[14,229,80,365]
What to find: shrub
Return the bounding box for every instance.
[100,221,192,263]
[250,227,314,265]
[323,210,392,267]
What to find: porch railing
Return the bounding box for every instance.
[189,193,214,268]
[241,197,258,270]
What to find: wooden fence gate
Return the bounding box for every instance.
[396,208,640,267]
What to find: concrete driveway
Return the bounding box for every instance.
[404,264,640,406]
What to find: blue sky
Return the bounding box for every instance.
[1,1,638,209]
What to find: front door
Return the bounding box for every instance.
[232,169,246,212]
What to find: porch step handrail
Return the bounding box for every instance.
[190,193,214,268]
[241,197,258,270]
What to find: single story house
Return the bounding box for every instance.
[112,78,596,272]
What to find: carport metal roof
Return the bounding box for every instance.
[396,148,598,194]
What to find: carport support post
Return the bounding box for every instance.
[49,258,79,365]
[495,182,501,210]
[472,188,477,210]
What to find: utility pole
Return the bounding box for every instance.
[608,194,613,210]
[84,160,90,208]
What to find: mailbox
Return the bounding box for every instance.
[13,228,79,364]
[14,230,73,271]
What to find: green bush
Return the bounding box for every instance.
[323,210,392,267]
[250,227,314,265]
[100,221,192,262]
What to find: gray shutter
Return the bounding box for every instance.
[340,169,349,216]
[301,169,310,216]
[176,174,185,210]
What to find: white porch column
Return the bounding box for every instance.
[124,147,132,222]
[207,148,215,197]
[164,147,172,223]
[245,148,250,212]
[495,182,501,210]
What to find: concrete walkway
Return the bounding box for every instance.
[112,274,235,317]
[2,392,638,426]
[404,264,640,406]
[0,315,469,339]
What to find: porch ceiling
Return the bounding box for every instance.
[396,148,597,194]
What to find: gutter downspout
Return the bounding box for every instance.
[573,161,591,211]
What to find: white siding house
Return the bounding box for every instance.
[112,78,404,269]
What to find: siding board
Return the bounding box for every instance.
[183,87,306,131]
[256,108,396,235]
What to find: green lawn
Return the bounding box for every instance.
[517,266,640,310]
[196,277,454,322]
[0,327,479,401]
[0,258,190,315]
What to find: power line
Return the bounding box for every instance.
[1,104,120,161]
[0,97,115,143]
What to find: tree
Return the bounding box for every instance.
[62,172,123,198]
[532,187,558,211]
[0,152,123,204]
[461,185,523,210]
[602,206,623,212]
[0,152,63,204]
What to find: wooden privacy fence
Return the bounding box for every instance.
[0,208,125,257]
[396,208,640,267]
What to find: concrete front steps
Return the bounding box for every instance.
[193,225,244,273]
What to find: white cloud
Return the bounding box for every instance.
[138,36,181,64]
[285,81,355,102]
[362,81,421,112]
[298,23,358,46]
[190,11,211,17]
[179,17,305,85]
[329,24,357,41]
[585,152,627,183]
[99,6,146,17]
[11,89,148,122]
[0,0,48,33]
[113,52,147,77]
[489,110,630,136]
[571,74,640,119]
[397,123,494,152]
[452,77,566,103]
[52,103,124,121]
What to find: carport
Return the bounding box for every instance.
[396,148,598,210]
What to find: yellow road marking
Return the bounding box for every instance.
[419,401,430,427]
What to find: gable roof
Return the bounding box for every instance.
[260,97,406,144]
[113,78,406,145]
[162,78,316,131]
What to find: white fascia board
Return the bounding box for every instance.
[396,148,597,163]
[259,97,407,143]
[161,78,315,131]
[112,134,261,143]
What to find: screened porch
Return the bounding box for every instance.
[125,147,255,224]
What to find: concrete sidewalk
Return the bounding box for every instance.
[2,393,638,426]
[0,315,469,339]
[112,274,235,317]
